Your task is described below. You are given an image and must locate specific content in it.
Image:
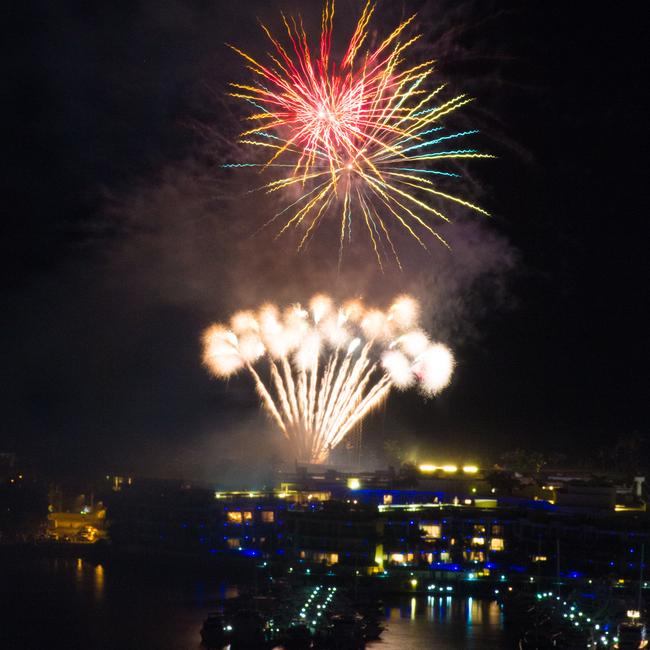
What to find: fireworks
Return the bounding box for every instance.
[203,294,454,464]
[226,0,493,267]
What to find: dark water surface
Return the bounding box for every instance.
[0,556,514,649]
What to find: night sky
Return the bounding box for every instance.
[3,1,648,480]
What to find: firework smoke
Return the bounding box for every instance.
[202,294,454,464]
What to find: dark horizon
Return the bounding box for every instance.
[3,1,648,480]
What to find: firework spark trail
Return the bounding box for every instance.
[203,294,454,464]
[225,1,494,266]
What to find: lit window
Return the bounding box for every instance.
[420,523,441,539]
[383,494,393,505]
[440,551,450,562]
[492,525,503,535]
[261,511,274,523]
[227,512,243,524]
[472,537,485,546]
[227,538,240,548]
[390,553,405,563]
[532,555,547,563]
[243,511,253,522]
[473,524,486,534]
[328,553,339,565]
[490,538,505,551]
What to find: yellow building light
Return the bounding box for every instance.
[463,465,479,474]
[442,465,458,473]
[348,478,361,490]
[410,579,418,588]
[374,544,384,571]
[419,464,437,472]
[420,523,441,539]
[490,538,505,551]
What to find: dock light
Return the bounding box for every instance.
[442,465,458,473]
[419,464,437,472]
[347,478,361,490]
[463,465,478,474]
[410,579,418,588]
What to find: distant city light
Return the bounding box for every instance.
[418,463,469,473]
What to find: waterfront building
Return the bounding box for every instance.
[104,467,649,592]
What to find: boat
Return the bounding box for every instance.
[227,609,269,649]
[200,612,230,648]
[614,620,648,649]
[322,613,366,650]
[280,622,314,649]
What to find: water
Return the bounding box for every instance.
[0,556,512,649]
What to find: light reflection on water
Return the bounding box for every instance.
[94,563,104,602]
[2,557,509,650]
[368,594,506,650]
